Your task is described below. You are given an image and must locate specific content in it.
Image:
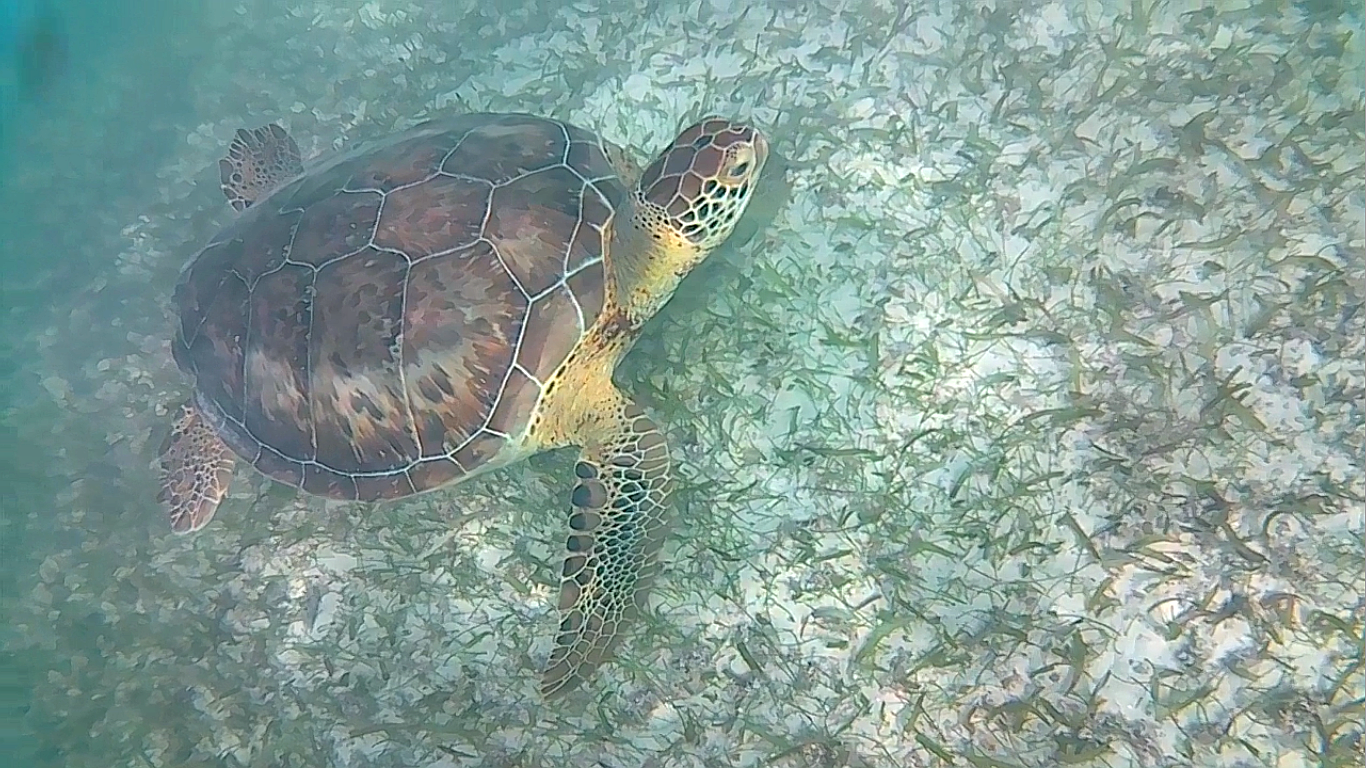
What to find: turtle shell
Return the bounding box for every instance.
[171,113,623,502]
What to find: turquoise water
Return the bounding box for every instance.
[1,1,1362,766]
[2,1,207,760]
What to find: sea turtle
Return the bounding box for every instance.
[158,112,768,696]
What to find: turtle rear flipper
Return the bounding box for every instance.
[218,123,303,211]
[541,392,673,697]
[157,402,236,534]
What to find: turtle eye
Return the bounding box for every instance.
[728,161,750,179]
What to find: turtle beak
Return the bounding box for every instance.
[753,132,770,169]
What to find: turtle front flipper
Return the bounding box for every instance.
[218,123,303,211]
[541,393,673,697]
[157,401,236,534]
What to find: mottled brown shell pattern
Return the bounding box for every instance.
[172,114,624,501]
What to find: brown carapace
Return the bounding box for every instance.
[158,111,768,697]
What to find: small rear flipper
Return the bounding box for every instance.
[158,402,236,533]
[218,123,303,211]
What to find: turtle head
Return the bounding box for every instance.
[636,117,768,251]
[614,117,768,324]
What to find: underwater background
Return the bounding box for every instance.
[1,0,1363,766]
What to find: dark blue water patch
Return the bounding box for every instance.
[0,0,66,112]
[0,0,207,409]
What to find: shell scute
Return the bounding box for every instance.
[289,189,382,268]
[439,114,565,182]
[486,167,587,296]
[242,261,313,457]
[375,175,489,258]
[517,286,585,381]
[342,130,466,192]
[308,247,416,474]
[487,366,541,436]
[401,240,526,456]
[253,448,304,489]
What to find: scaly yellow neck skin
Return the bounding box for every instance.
[532,208,708,450]
[606,199,710,335]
